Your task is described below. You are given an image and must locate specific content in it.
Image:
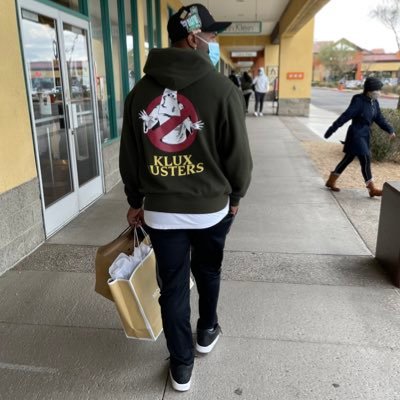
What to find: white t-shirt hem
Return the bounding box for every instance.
[144,201,230,230]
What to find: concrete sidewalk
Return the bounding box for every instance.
[1,110,400,400]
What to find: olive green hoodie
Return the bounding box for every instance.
[119,47,252,213]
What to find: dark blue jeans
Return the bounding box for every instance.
[254,91,266,113]
[333,153,372,182]
[147,213,235,366]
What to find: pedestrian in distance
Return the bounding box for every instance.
[119,3,252,392]
[228,70,241,87]
[252,67,269,116]
[324,77,396,197]
[241,71,253,113]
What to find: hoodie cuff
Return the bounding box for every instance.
[128,195,144,209]
[229,195,241,207]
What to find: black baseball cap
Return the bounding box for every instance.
[168,3,231,43]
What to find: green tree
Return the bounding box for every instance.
[318,42,356,81]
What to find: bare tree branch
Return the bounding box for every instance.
[370,0,400,51]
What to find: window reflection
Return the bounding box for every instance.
[125,0,135,90]
[63,24,99,186]
[21,11,73,207]
[109,3,124,132]
[142,0,149,58]
[88,0,111,142]
[51,0,79,11]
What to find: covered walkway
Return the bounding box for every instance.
[1,110,399,399]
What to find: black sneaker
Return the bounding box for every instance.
[196,323,221,354]
[169,362,193,392]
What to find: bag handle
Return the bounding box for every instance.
[133,227,152,261]
[138,225,149,240]
[118,226,133,238]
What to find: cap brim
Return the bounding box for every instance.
[204,21,231,34]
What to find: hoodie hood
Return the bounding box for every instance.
[143,48,214,91]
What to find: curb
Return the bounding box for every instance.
[315,87,398,100]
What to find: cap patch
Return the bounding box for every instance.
[180,6,202,33]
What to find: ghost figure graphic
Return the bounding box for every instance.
[139,88,203,144]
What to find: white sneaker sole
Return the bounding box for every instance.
[170,371,191,392]
[195,334,220,354]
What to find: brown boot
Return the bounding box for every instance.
[325,172,340,192]
[366,181,382,197]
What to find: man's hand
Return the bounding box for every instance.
[127,207,144,226]
[389,132,396,140]
[230,205,239,216]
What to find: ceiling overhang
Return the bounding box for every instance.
[177,0,331,67]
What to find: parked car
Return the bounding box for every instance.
[345,80,362,89]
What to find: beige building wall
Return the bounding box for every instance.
[278,19,314,115]
[0,0,37,194]
[279,19,314,99]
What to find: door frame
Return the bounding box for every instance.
[17,0,105,237]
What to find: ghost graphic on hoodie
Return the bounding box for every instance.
[139,88,203,145]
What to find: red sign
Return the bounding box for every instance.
[287,72,304,80]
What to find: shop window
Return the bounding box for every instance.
[108,2,124,132]
[149,0,157,48]
[125,0,135,90]
[141,0,149,57]
[88,0,111,142]
[51,0,79,11]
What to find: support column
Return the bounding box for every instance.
[278,19,314,116]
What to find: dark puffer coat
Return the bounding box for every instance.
[324,94,394,155]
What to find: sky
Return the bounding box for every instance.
[314,0,399,53]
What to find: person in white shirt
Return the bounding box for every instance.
[252,67,269,116]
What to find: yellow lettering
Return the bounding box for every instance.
[164,157,173,167]
[160,166,168,177]
[187,165,196,174]
[196,163,204,173]
[183,155,193,165]
[149,165,159,175]
[169,166,177,176]
[153,156,163,167]
[172,155,182,166]
[178,165,186,176]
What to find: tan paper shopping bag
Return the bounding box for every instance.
[95,227,135,301]
[108,248,163,340]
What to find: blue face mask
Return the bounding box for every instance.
[207,42,220,66]
[196,36,220,66]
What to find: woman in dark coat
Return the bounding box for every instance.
[241,71,253,112]
[324,77,396,197]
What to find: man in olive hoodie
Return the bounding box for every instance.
[119,4,252,391]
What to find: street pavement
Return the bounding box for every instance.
[1,101,399,400]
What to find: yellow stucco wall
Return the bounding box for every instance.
[0,0,37,194]
[279,19,314,99]
[219,35,268,49]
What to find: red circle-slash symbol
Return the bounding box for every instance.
[145,94,200,153]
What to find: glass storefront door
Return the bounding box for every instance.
[18,0,103,236]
